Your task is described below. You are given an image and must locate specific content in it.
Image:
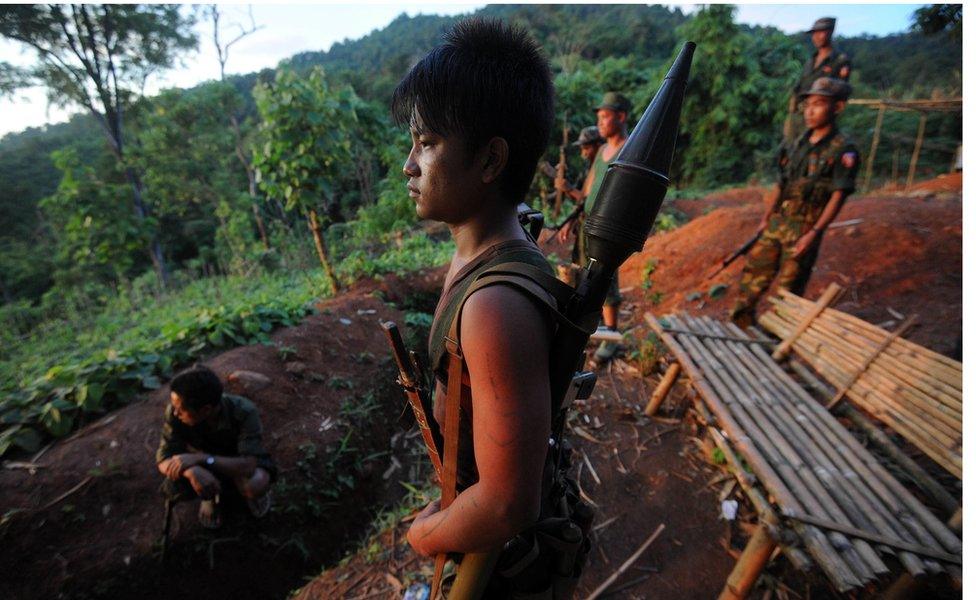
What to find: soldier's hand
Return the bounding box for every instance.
[165,453,203,480]
[792,230,818,258]
[406,500,441,557]
[556,220,575,244]
[756,217,770,236]
[185,466,220,499]
[554,176,574,194]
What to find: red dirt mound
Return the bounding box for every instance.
[621,184,962,356]
[0,270,444,600]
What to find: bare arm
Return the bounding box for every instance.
[158,453,257,481]
[408,285,552,555]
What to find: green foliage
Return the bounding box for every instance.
[912,4,962,40]
[0,270,317,457]
[673,6,804,187]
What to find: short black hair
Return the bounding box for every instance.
[170,366,223,411]
[391,18,555,201]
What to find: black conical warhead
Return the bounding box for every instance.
[583,42,695,269]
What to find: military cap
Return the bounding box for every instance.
[798,77,852,101]
[806,17,836,33]
[572,126,605,147]
[593,92,632,114]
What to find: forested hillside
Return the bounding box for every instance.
[0,4,962,456]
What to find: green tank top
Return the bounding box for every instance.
[426,237,556,491]
[583,144,622,214]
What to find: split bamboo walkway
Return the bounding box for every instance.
[760,290,962,479]
[646,312,962,594]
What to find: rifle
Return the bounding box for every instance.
[381,322,442,477]
[706,231,762,279]
[553,114,569,217]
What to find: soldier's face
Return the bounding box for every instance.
[170,391,212,426]
[803,95,837,129]
[580,143,599,162]
[811,30,831,48]
[596,109,626,139]
[403,115,484,223]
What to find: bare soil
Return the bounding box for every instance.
[0,175,961,600]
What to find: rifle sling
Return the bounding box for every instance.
[430,260,578,598]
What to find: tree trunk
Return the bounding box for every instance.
[122,165,169,288]
[231,113,270,250]
[306,209,340,293]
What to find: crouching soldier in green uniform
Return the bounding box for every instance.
[731,77,859,328]
[394,18,590,598]
[156,366,276,529]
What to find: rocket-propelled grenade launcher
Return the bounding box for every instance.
[550,41,696,407]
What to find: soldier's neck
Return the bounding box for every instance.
[449,203,525,262]
[809,123,835,145]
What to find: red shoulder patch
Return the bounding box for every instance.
[823,65,833,74]
[841,151,858,169]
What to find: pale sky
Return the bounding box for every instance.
[0,3,925,138]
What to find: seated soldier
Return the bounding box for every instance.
[155,366,276,529]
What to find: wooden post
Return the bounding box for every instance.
[891,144,899,186]
[718,524,778,600]
[863,104,886,191]
[827,314,918,409]
[906,112,928,187]
[771,282,843,361]
[644,362,681,416]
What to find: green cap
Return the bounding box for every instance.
[572,126,605,147]
[593,92,632,114]
[798,77,852,101]
[806,17,836,33]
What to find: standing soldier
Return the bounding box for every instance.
[551,126,603,283]
[731,77,860,328]
[785,17,852,142]
[395,18,590,598]
[556,93,631,364]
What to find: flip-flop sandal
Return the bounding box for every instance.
[198,498,222,529]
[247,493,272,518]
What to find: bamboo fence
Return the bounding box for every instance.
[646,312,962,593]
[759,291,961,479]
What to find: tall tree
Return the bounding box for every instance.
[0,5,197,287]
[253,68,378,292]
[208,5,270,249]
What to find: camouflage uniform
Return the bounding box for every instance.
[785,18,852,142]
[730,126,859,327]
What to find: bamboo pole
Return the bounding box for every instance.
[774,293,962,377]
[762,312,962,475]
[828,315,918,409]
[645,313,861,591]
[700,317,938,576]
[785,317,962,433]
[706,423,813,572]
[661,325,776,345]
[762,309,961,432]
[644,362,681,416]
[863,105,886,190]
[782,511,960,564]
[772,296,962,397]
[771,282,843,361]
[669,317,880,582]
[906,112,928,187]
[718,524,778,600]
[789,359,960,518]
[766,309,963,440]
[685,315,924,576]
[728,320,962,555]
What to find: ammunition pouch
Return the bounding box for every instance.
[490,447,594,599]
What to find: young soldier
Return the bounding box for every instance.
[731,77,859,328]
[555,93,631,363]
[552,126,603,283]
[156,366,276,528]
[785,17,852,141]
[393,18,585,596]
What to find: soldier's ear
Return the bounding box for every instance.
[480,136,509,185]
[833,100,846,116]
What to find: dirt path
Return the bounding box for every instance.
[0,271,445,600]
